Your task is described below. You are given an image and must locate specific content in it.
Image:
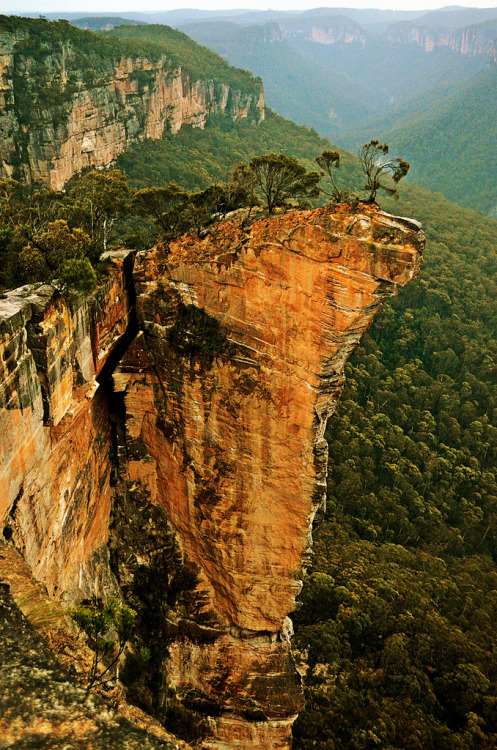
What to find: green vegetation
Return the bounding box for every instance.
[70,597,136,693]
[292,184,497,749]
[115,108,497,747]
[350,66,497,216]
[248,153,320,214]
[0,173,131,293]
[359,140,409,203]
[107,24,260,94]
[183,20,486,141]
[117,109,332,190]
[2,15,261,141]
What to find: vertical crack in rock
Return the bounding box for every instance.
[115,204,424,749]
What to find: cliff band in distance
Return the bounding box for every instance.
[0,204,423,749]
[0,19,264,190]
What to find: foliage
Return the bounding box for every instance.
[359,140,410,203]
[315,150,355,203]
[57,257,97,294]
[0,173,129,292]
[67,169,131,254]
[130,184,190,245]
[248,153,320,214]
[117,109,332,191]
[167,303,233,359]
[107,24,261,95]
[70,597,136,692]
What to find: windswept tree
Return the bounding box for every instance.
[316,150,344,202]
[359,140,410,203]
[248,153,320,214]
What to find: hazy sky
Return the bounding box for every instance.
[4,1,497,14]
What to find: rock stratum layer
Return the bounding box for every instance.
[0,19,264,190]
[0,205,423,749]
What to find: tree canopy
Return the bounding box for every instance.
[248,153,320,214]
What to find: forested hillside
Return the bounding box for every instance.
[115,113,497,749]
[177,8,497,216]
[180,14,488,141]
[294,186,497,749]
[347,64,497,217]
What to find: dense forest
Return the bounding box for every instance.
[0,15,259,95]
[293,186,497,749]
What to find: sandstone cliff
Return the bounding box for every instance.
[385,19,497,58]
[278,16,367,45]
[0,204,423,749]
[0,18,264,190]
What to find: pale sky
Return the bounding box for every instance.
[4,1,497,14]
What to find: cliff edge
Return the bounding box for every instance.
[0,204,423,749]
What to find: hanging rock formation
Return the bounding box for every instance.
[115,204,424,748]
[0,204,423,749]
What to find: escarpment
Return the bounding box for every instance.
[0,205,423,749]
[0,19,264,190]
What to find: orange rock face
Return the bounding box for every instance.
[0,253,134,600]
[0,205,423,749]
[115,204,424,748]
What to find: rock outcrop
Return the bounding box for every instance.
[0,204,423,749]
[0,251,134,600]
[115,204,423,747]
[0,19,264,190]
[278,16,367,45]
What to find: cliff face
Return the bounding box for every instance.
[268,16,496,58]
[0,252,134,600]
[0,205,423,749]
[278,17,367,45]
[115,205,423,747]
[0,23,264,190]
[386,20,497,57]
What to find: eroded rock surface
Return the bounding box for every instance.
[0,252,134,601]
[0,27,264,190]
[114,204,424,748]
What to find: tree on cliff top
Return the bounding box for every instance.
[131,184,190,245]
[359,140,409,203]
[68,169,131,254]
[248,153,320,214]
